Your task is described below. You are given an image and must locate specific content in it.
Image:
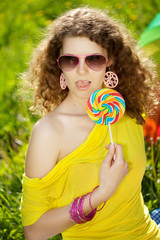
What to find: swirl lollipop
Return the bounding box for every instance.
[87,88,125,144]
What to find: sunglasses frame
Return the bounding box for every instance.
[57,54,108,72]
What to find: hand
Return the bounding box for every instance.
[98,143,129,202]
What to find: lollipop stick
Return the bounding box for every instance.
[108,123,113,144]
[108,123,115,160]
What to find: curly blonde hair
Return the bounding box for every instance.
[23,6,158,124]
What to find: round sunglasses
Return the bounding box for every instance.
[57,54,108,72]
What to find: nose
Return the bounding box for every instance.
[77,57,89,74]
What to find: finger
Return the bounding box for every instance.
[105,144,111,149]
[104,144,115,164]
[114,143,123,161]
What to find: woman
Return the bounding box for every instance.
[21,7,160,240]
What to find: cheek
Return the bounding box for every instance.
[93,71,105,84]
[62,73,76,89]
[63,73,72,83]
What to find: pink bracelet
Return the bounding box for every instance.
[69,199,77,223]
[79,195,89,221]
[69,202,75,223]
[89,186,106,212]
[69,191,99,224]
[76,197,86,223]
[79,194,96,221]
[71,197,83,224]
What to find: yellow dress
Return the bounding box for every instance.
[21,114,160,239]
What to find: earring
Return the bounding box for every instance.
[60,73,67,90]
[104,70,119,88]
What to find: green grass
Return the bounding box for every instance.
[142,140,160,210]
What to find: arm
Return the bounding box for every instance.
[23,190,104,240]
[23,119,128,240]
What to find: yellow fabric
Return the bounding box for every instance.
[21,114,160,239]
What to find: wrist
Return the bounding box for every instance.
[89,186,106,212]
[69,194,96,224]
[94,185,108,202]
[83,186,106,215]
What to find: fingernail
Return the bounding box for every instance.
[105,144,110,149]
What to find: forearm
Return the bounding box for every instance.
[23,187,105,240]
[23,204,75,240]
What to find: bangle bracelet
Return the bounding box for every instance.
[76,197,85,222]
[69,191,98,224]
[79,194,96,221]
[69,203,75,223]
[89,185,106,212]
[72,197,83,224]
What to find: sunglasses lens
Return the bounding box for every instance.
[86,55,106,70]
[59,56,79,71]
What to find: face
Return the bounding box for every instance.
[60,36,109,99]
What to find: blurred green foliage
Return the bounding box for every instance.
[0,0,160,239]
[1,0,160,98]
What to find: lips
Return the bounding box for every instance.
[75,80,91,87]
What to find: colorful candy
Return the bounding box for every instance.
[87,88,125,125]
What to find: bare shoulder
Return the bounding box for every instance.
[25,111,62,179]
